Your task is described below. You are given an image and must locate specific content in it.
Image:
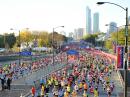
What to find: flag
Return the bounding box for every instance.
[117,46,124,69]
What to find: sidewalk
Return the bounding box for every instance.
[112,70,124,97]
[0,85,32,97]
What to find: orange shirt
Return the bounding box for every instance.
[84,83,88,90]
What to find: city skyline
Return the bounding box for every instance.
[0,0,129,36]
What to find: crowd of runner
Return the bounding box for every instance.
[0,52,67,91]
[0,47,116,97]
[31,49,116,97]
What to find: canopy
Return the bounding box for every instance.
[66,49,79,55]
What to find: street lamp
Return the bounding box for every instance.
[10,28,29,66]
[10,28,21,66]
[97,2,128,97]
[52,26,64,66]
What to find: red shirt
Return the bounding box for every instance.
[31,87,35,95]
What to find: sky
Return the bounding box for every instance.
[0,0,129,36]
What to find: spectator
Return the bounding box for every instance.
[7,76,12,90]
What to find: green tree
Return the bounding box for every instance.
[20,29,33,47]
[104,27,130,50]
[84,33,98,46]
[0,35,4,48]
[5,33,16,48]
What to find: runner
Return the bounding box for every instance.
[31,86,36,97]
[94,87,99,97]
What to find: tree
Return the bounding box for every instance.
[104,27,130,50]
[84,33,98,46]
[0,35,4,48]
[20,29,33,47]
[5,33,16,48]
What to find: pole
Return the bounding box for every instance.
[4,34,6,48]
[53,28,54,66]
[124,7,128,97]
[116,27,118,46]
[19,30,21,66]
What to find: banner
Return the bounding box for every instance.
[117,46,124,69]
[20,51,32,56]
[128,46,130,70]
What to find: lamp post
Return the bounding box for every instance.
[52,26,64,66]
[10,28,29,66]
[97,2,128,97]
[10,28,21,66]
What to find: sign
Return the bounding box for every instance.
[20,51,32,56]
[128,46,130,70]
[117,46,124,69]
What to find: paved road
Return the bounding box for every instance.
[0,85,32,97]
[28,71,123,97]
[0,52,126,97]
[0,66,125,97]
[11,63,66,85]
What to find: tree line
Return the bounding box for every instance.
[83,27,130,50]
[0,30,67,51]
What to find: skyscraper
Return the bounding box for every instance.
[74,28,84,40]
[109,22,117,33]
[86,6,91,34]
[93,12,99,33]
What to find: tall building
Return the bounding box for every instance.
[86,6,91,34]
[109,22,117,33]
[68,32,74,38]
[93,12,99,33]
[74,28,84,40]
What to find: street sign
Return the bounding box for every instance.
[117,46,124,69]
[20,51,32,56]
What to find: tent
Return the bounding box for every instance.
[66,49,79,55]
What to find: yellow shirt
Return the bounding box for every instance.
[64,91,69,97]
[94,90,98,97]
[72,91,77,97]
[67,86,71,92]
[41,86,44,96]
[79,83,83,89]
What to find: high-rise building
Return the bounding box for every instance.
[109,22,117,33]
[74,28,84,40]
[68,32,74,38]
[93,12,99,33]
[129,16,130,24]
[86,6,91,34]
